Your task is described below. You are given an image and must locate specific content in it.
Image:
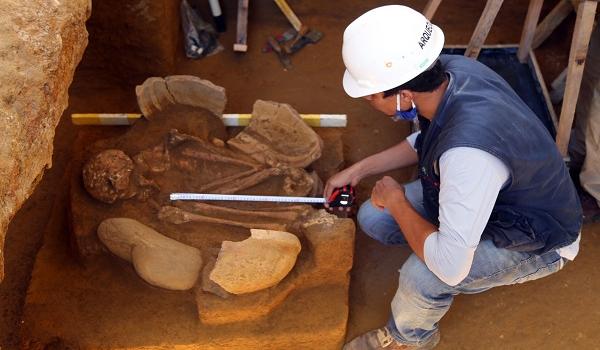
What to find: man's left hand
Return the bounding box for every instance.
[371,176,406,211]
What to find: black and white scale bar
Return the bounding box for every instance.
[170,193,326,204]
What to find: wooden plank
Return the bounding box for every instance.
[465,0,505,59]
[517,0,544,62]
[234,0,249,52]
[273,0,302,32]
[532,0,574,49]
[555,0,597,156]
[423,0,443,20]
[529,51,559,131]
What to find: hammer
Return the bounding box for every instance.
[273,0,323,54]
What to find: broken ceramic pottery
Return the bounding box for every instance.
[209,229,301,294]
[136,75,226,118]
[227,100,323,168]
[98,218,203,290]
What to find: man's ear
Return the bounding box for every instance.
[399,90,414,102]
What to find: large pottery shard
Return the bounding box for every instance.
[98,218,203,290]
[209,229,301,294]
[194,210,355,326]
[0,0,90,281]
[227,100,323,168]
[136,75,226,118]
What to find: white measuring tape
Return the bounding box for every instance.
[170,193,326,204]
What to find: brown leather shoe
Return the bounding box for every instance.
[343,327,440,350]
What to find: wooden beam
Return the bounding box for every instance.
[423,0,443,20]
[529,51,559,131]
[555,0,597,156]
[517,0,544,62]
[234,0,249,52]
[465,0,505,59]
[532,0,574,49]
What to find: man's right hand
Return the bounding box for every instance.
[323,166,362,210]
[322,139,418,211]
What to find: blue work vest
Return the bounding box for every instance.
[415,55,582,254]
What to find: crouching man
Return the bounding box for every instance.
[324,5,582,350]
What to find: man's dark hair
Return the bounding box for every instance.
[383,60,446,97]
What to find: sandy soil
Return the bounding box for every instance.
[2,0,598,349]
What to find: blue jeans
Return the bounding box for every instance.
[357,180,566,346]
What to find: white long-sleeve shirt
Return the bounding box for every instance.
[406,131,580,286]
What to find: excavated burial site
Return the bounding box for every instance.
[20,76,354,349]
[8,1,600,350]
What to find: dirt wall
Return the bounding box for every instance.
[79,0,180,83]
[0,0,91,282]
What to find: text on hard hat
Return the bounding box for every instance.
[419,22,433,49]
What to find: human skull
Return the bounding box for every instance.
[82,149,135,204]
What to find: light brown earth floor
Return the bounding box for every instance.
[2,0,599,349]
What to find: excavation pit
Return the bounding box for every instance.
[20,77,354,350]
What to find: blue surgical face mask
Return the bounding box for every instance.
[392,94,417,121]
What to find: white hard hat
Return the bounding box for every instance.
[342,5,445,98]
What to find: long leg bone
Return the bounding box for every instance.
[158,206,288,231]
[177,202,309,222]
